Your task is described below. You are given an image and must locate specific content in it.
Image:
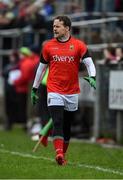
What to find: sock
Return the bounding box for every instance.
[63,142,69,154]
[53,138,64,155]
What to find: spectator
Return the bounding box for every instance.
[115,45,123,62]
[0,2,15,29]
[25,0,55,17]
[1,50,20,130]
[12,47,39,131]
[103,46,117,64]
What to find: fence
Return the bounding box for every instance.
[79,61,123,143]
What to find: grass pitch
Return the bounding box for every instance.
[0,127,123,179]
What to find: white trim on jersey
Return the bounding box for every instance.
[33,62,48,88]
[82,57,96,77]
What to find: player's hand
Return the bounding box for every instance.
[83,76,96,89]
[31,88,39,105]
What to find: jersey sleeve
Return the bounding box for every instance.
[40,43,49,63]
[78,41,88,59]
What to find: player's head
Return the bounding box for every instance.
[53,15,71,39]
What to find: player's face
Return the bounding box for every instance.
[53,19,69,39]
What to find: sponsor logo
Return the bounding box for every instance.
[70,44,74,50]
[53,55,74,63]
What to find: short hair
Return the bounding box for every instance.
[106,46,116,56]
[53,15,71,30]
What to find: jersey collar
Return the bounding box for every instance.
[56,36,71,43]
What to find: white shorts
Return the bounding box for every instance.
[47,92,79,111]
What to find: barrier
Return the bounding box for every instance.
[93,61,123,143]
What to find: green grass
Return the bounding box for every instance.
[0,128,123,179]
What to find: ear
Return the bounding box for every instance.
[66,26,70,31]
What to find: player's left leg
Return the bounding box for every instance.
[63,110,75,156]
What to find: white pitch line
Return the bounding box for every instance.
[0,149,54,162]
[0,148,123,177]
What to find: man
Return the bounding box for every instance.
[116,45,123,62]
[13,47,39,131]
[31,15,96,165]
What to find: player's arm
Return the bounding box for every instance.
[31,54,48,105]
[82,49,96,89]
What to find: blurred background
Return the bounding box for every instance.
[0,0,123,145]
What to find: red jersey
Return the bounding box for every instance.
[14,53,39,93]
[42,36,87,94]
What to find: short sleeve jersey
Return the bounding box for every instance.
[41,36,87,94]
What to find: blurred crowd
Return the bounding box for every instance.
[0,0,123,29]
[0,0,55,29]
[1,0,123,47]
